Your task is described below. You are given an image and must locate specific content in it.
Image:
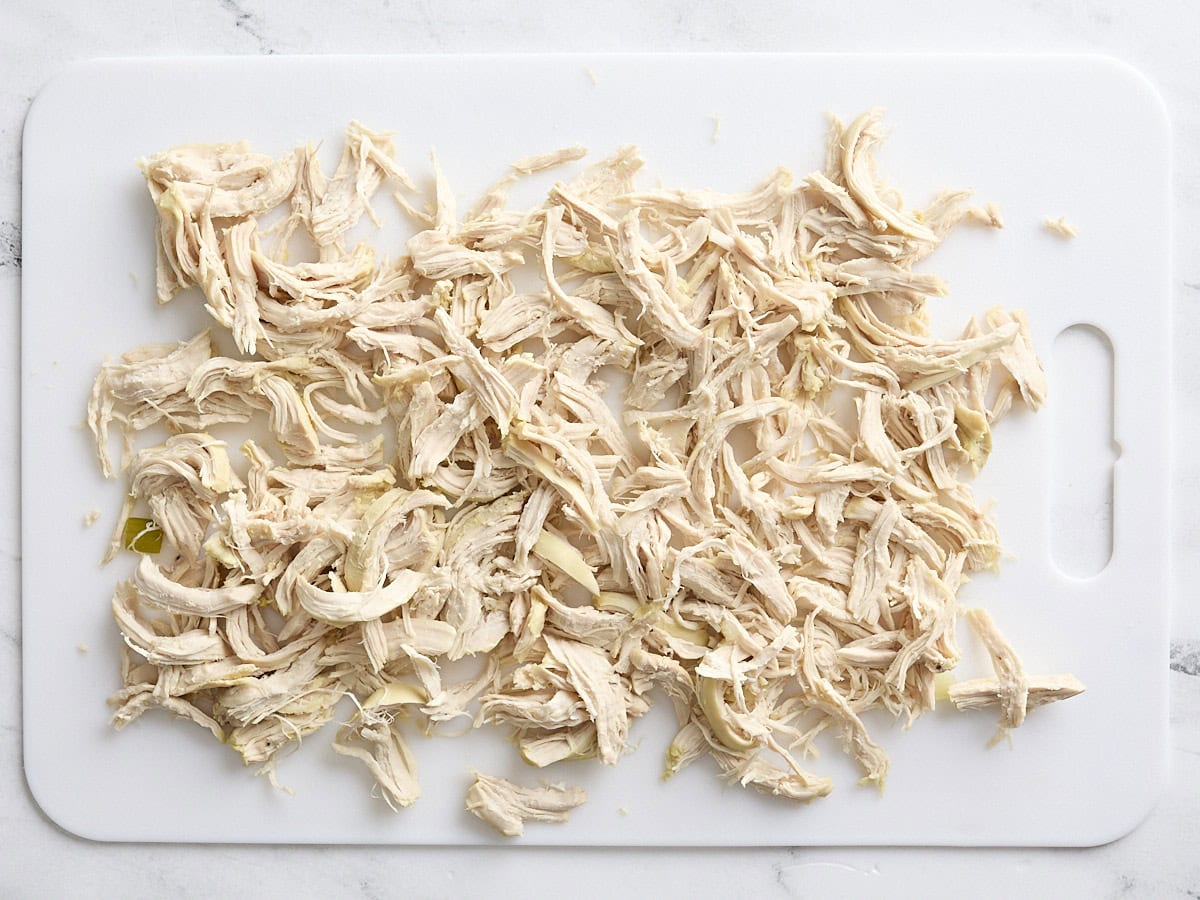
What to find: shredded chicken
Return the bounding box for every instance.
[949,608,1085,744]
[465,773,588,836]
[92,111,1084,830]
[1042,216,1078,239]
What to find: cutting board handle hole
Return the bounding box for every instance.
[1049,324,1117,578]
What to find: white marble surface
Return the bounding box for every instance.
[1,2,1198,897]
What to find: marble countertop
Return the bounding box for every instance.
[2,2,1197,896]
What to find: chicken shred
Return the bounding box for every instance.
[1042,216,1078,239]
[465,773,588,836]
[93,111,1083,830]
[949,608,1084,744]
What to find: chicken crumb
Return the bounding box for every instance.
[618,806,629,816]
[77,643,89,653]
[83,509,101,527]
[711,114,721,144]
[584,66,599,87]
[1042,216,1078,238]
[966,202,1004,229]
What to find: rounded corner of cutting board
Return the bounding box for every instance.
[1076,54,1170,130]
[23,58,115,148]
[1075,781,1169,848]
[22,741,111,845]
[1057,720,1171,848]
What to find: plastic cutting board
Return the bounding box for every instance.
[21,54,1170,845]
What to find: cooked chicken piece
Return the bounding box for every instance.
[838,110,937,244]
[140,141,300,221]
[465,773,587,837]
[332,720,422,810]
[139,143,301,304]
[544,634,628,765]
[957,608,1028,729]
[310,121,415,247]
[532,530,600,595]
[968,202,1005,229]
[1042,216,1078,238]
[948,673,1086,713]
[111,581,227,665]
[511,145,588,175]
[111,432,240,568]
[718,754,834,803]
[132,554,260,616]
[89,331,228,478]
[93,113,1079,829]
[610,210,704,350]
[949,609,1085,739]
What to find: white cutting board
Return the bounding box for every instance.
[21,54,1170,846]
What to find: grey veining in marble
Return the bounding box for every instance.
[1171,641,1200,677]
